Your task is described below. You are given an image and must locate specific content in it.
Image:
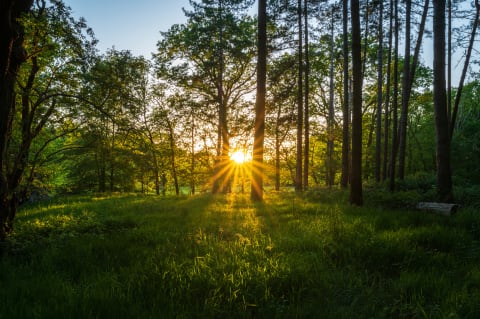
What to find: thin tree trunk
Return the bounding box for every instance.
[433,0,453,202]
[191,112,196,195]
[398,0,411,180]
[251,0,267,201]
[303,0,310,190]
[166,119,179,196]
[375,0,384,183]
[295,0,303,192]
[382,0,394,182]
[447,0,452,123]
[389,0,399,192]
[340,0,350,189]
[350,0,363,206]
[327,7,335,187]
[450,0,480,140]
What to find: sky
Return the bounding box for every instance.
[63,0,191,58]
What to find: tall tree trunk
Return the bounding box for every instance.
[433,0,453,202]
[295,0,304,192]
[382,0,394,182]
[251,0,267,201]
[350,0,363,206]
[327,7,335,187]
[398,0,429,180]
[389,0,399,192]
[398,0,411,180]
[361,0,369,81]
[375,0,384,183]
[303,0,310,190]
[340,0,350,188]
[0,0,33,240]
[212,0,226,194]
[450,0,480,140]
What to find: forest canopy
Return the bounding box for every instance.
[1,0,480,238]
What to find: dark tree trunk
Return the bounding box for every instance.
[398,0,411,180]
[327,7,336,187]
[382,0,394,182]
[340,0,350,189]
[350,0,363,206]
[251,0,267,201]
[0,0,34,240]
[389,0,399,192]
[303,0,310,190]
[433,0,453,202]
[375,0,384,183]
[295,0,303,192]
[450,0,480,140]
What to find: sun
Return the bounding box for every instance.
[231,151,247,164]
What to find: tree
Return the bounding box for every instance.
[340,0,350,189]
[389,0,399,192]
[0,0,33,239]
[303,0,310,190]
[326,6,336,187]
[350,0,363,205]
[450,0,480,140]
[433,0,453,202]
[155,0,256,194]
[374,0,383,183]
[295,0,304,192]
[1,0,95,238]
[251,0,267,201]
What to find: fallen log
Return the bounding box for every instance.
[416,202,459,216]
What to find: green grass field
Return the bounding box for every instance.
[1,191,479,318]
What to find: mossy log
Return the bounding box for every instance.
[416,202,459,216]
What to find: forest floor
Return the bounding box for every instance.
[1,190,479,318]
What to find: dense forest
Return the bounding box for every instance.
[1,0,480,239]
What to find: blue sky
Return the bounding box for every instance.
[64,0,191,58]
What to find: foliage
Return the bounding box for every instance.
[1,192,480,318]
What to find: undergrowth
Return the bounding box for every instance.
[0,190,479,318]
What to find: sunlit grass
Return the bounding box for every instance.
[1,191,480,318]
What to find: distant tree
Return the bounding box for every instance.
[155,0,256,194]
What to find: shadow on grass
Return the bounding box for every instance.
[1,191,480,318]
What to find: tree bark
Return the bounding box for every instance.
[382,0,394,182]
[450,0,480,140]
[350,0,363,206]
[340,0,350,189]
[0,0,33,240]
[251,0,267,201]
[433,0,453,202]
[375,0,384,183]
[303,0,310,190]
[327,7,336,187]
[295,0,303,192]
[389,0,399,192]
[398,0,411,180]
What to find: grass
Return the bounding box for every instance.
[1,190,480,318]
